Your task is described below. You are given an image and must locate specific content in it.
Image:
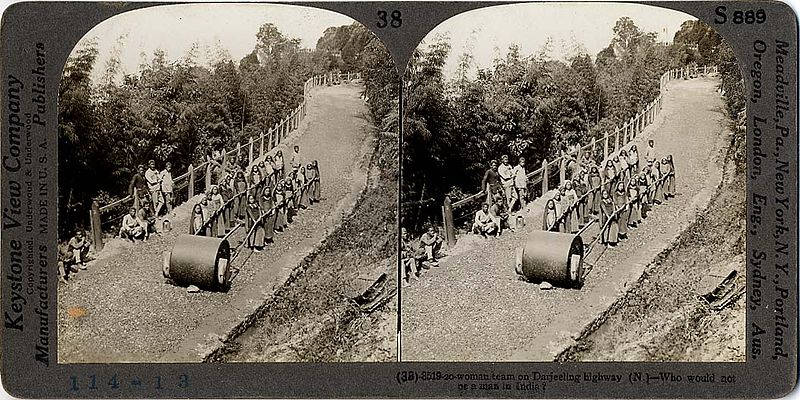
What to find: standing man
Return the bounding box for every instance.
[498,155,515,210]
[644,139,656,164]
[145,160,163,215]
[160,161,174,214]
[512,157,528,210]
[290,145,302,170]
[481,160,500,206]
[129,164,148,202]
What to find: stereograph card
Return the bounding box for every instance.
[0,0,796,398]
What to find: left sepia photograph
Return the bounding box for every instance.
[57,3,399,363]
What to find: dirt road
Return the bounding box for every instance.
[58,83,375,363]
[401,76,737,361]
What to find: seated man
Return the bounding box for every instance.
[401,228,422,286]
[67,230,91,270]
[472,203,497,237]
[489,192,510,235]
[57,241,74,283]
[419,226,443,266]
[119,206,145,241]
[136,200,158,240]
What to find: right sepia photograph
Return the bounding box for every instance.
[400,3,746,362]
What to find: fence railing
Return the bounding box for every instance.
[441,65,716,246]
[90,71,361,251]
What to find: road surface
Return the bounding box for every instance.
[58,83,374,363]
[401,76,733,361]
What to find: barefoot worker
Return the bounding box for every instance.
[419,226,443,266]
[472,203,497,237]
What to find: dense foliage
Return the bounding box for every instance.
[401,17,743,230]
[58,22,397,237]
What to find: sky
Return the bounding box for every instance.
[418,3,699,79]
[72,3,357,83]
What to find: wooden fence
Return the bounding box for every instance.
[441,65,717,246]
[90,71,361,251]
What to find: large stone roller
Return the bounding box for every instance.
[515,231,584,288]
[164,234,232,291]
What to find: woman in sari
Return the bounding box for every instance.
[274,182,288,232]
[297,166,309,209]
[618,151,630,184]
[543,198,558,231]
[667,154,676,197]
[284,176,296,223]
[589,166,602,216]
[573,176,587,226]
[612,180,629,241]
[234,171,248,221]
[552,191,565,233]
[651,161,664,204]
[258,160,272,187]
[305,162,317,203]
[275,150,285,180]
[599,189,618,247]
[210,185,227,235]
[258,185,276,243]
[603,160,617,194]
[627,179,641,228]
[314,160,322,202]
[662,157,675,198]
[637,171,651,219]
[248,165,262,195]
[245,194,265,252]
[219,176,235,229]
[202,193,217,237]
[190,203,205,235]
[267,155,280,182]
[628,145,640,174]
[563,181,579,233]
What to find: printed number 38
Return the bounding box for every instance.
[377,10,402,28]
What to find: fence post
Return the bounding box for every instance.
[90,201,104,252]
[637,111,641,132]
[603,134,609,159]
[542,159,549,193]
[640,111,645,132]
[626,122,631,142]
[205,162,212,192]
[188,164,195,198]
[559,157,566,184]
[248,138,254,165]
[591,137,596,158]
[442,196,456,247]
[259,132,265,157]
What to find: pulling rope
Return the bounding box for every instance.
[225,176,319,284]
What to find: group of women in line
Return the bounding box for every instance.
[190,157,321,252]
[543,144,676,247]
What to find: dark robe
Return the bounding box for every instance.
[245,203,265,248]
[259,193,276,242]
[275,192,288,230]
[589,172,602,214]
[612,189,629,236]
[600,198,618,244]
[235,178,248,219]
[312,163,321,200]
[190,208,204,235]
